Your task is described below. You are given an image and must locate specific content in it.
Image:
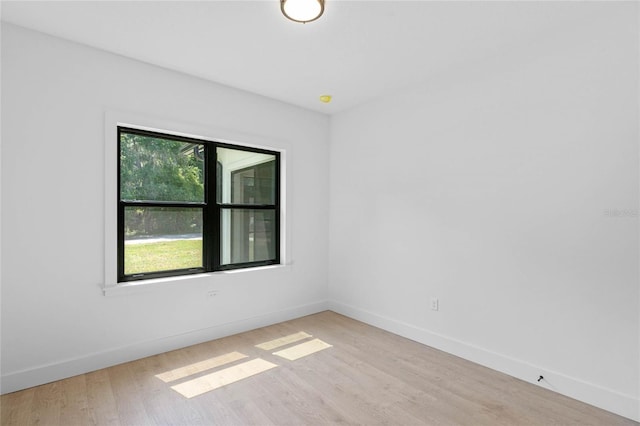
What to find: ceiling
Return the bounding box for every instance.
[1,1,599,114]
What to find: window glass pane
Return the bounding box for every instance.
[120,132,205,202]
[124,207,203,275]
[217,147,276,205]
[221,208,276,265]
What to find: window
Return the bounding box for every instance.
[118,127,280,282]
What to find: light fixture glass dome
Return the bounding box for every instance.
[281,0,325,24]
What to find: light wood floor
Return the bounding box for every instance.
[1,311,637,425]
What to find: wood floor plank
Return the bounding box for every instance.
[128,353,206,425]
[161,334,257,425]
[85,369,120,426]
[58,374,91,426]
[0,386,35,426]
[170,358,278,398]
[29,381,64,425]
[272,338,332,360]
[108,362,153,425]
[267,364,351,424]
[255,331,312,351]
[234,369,316,426]
[216,390,275,426]
[1,311,637,426]
[155,350,248,383]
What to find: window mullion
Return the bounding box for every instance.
[204,144,220,271]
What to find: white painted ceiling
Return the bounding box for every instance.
[1,1,599,114]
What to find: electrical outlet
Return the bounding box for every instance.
[430,297,439,311]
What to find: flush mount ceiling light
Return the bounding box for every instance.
[281,0,325,24]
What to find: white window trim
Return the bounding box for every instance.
[103,110,290,296]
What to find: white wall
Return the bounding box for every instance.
[329,2,639,421]
[1,24,329,392]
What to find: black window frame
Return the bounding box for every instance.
[117,126,281,283]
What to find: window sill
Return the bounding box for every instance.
[102,264,289,297]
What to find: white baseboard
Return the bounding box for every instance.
[328,300,640,423]
[1,300,329,395]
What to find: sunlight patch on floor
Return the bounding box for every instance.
[255,331,312,351]
[155,351,248,383]
[170,358,278,398]
[272,338,333,361]
[156,332,332,398]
